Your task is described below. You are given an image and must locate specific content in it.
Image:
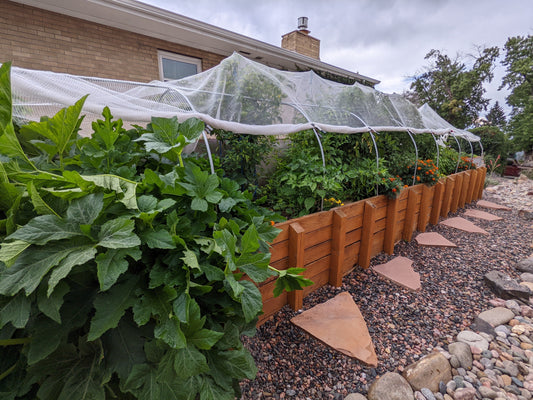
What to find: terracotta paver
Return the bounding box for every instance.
[291,292,378,367]
[415,232,457,247]
[476,200,512,211]
[440,217,489,235]
[464,209,503,221]
[372,256,421,292]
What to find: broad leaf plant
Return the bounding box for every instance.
[0,62,311,400]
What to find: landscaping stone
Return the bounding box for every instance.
[463,209,503,221]
[456,331,489,351]
[516,256,533,274]
[440,217,489,235]
[476,200,512,211]
[448,342,473,370]
[452,387,476,400]
[291,292,378,366]
[345,394,368,400]
[520,272,533,283]
[402,352,452,392]
[415,232,457,248]
[367,372,414,400]
[372,256,421,292]
[484,270,532,301]
[477,307,516,326]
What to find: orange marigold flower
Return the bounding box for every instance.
[432,178,435,181]
[270,220,275,226]
[404,184,408,188]
[389,177,395,181]
[392,188,397,192]
[416,176,421,181]
[426,171,429,174]
[417,167,421,170]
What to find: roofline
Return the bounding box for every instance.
[10,0,380,85]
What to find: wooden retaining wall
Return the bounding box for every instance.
[258,167,487,325]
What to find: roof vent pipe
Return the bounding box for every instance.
[297,17,310,34]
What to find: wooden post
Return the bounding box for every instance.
[441,176,455,218]
[359,201,376,269]
[458,170,470,208]
[384,196,400,255]
[288,222,305,310]
[403,188,420,242]
[450,173,463,213]
[476,167,487,199]
[418,185,432,232]
[466,169,478,204]
[430,180,445,225]
[330,209,347,287]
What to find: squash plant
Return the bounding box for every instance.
[0,62,311,400]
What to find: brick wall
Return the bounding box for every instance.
[0,0,225,81]
[281,30,320,60]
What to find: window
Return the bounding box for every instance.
[157,50,202,81]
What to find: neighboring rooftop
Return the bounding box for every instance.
[10,0,379,86]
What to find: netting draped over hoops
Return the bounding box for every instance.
[8,52,479,145]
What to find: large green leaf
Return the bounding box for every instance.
[239,280,263,323]
[27,316,62,365]
[199,376,235,400]
[213,347,257,380]
[0,242,85,296]
[20,95,87,160]
[123,363,188,400]
[65,193,103,224]
[37,281,69,323]
[27,181,60,217]
[140,229,175,249]
[101,316,148,381]
[47,245,97,296]
[0,62,12,131]
[0,240,30,268]
[0,292,30,329]
[5,214,83,245]
[188,328,224,350]
[96,248,141,291]
[154,316,186,349]
[88,275,139,341]
[240,224,260,254]
[97,217,140,249]
[132,286,176,327]
[173,345,209,379]
[235,252,273,283]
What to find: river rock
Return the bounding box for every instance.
[345,394,368,400]
[448,342,472,370]
[402,352,452,392]
[484,270,532,301]
[521,273,533,283]
[367,372,414,400]
[477,307,516,326]
[452,387,476,400]
[517,256,533,274]
[457,330,489,351]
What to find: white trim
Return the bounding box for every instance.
[157,50,202,80]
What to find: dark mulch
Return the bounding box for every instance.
[240,194,532,399]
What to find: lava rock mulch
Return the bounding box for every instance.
[240,195,532,400]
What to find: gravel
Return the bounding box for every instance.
[240,179,533,400]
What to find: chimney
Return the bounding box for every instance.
[281,17,320,60]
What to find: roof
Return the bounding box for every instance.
[10,0,380,86]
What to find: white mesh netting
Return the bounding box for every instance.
[8,52,479,142]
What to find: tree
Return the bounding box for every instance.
[500,35,533,153]
[409,47,499,129]
[485,101,506,128]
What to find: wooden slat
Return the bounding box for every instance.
[288,222,305,310]
[358,201,377,269]
[384,196,400,255]
[402,188,420,242]
[303,240,331,266]
[466,168,478,204]
[459,171,471,208]
[418,184,433,232]
[270,240,289,263]
[330,209,347,287]
[441,176,455,217]
[450,173,463,213]
[429,180,445,225]
[477,167,486,199]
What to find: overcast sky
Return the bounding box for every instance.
[142,0,533,116]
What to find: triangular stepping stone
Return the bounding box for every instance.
[464,209,503,221]
[372,256,421,291]
[477,200,512,211]
[415,232,457,247]
[440,217,489,235]
[291,292,378,367]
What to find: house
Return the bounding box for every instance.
[1,0,379,87]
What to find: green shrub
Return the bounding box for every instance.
[0,62,311,400]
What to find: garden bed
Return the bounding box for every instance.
[258,167,486,325]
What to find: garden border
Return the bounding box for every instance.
[258,167,487,325]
